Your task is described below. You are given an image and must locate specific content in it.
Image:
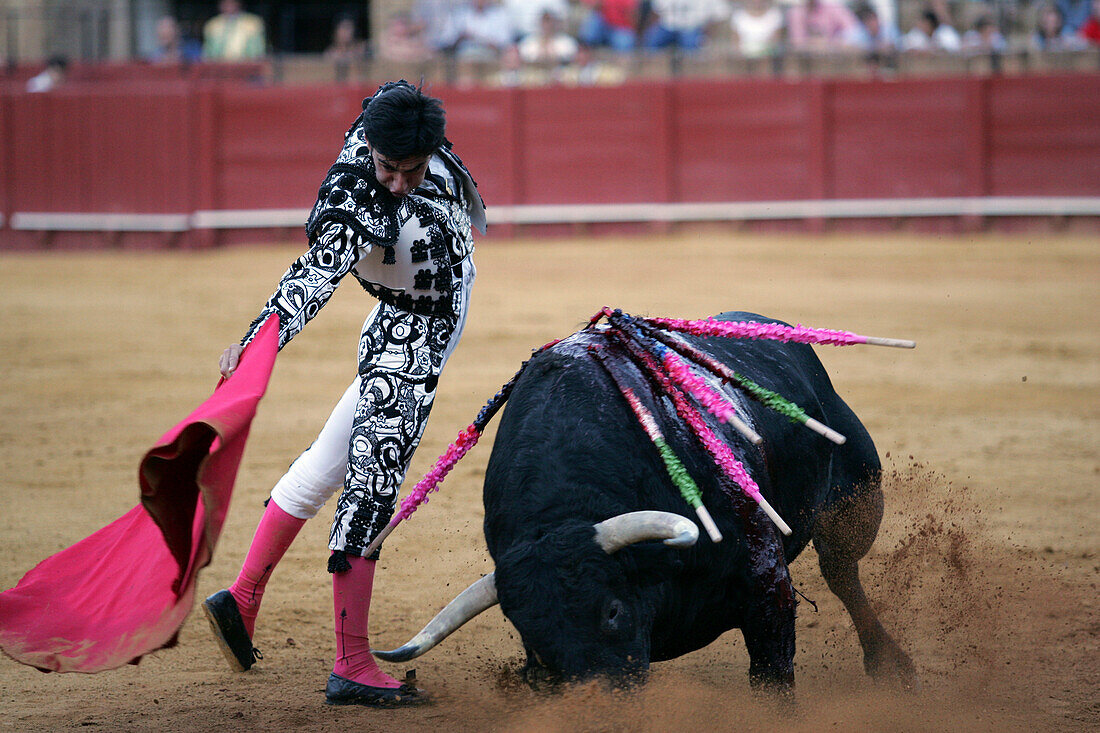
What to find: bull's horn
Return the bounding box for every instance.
[372,572,498,662]
[593,510,699,554]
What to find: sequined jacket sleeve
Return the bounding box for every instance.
[240,222,364,349]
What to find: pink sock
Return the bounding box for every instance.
[332,555,401,688]
[228,499,306,638]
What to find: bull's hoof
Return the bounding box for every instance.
[202,590,262,672]
[324,673,429,707]
[865,640,920,691]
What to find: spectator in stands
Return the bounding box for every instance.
[847,3,898,55]
[1057,0,1093,33]
[899,4,961,53]
[203,0,265,60]
[377,12,431,62]
[518,10,580,64]
[578,0,641,52]
[786,0,859,53]
[412,0,461,54]
[504,0,571,41]
[642,0,731,52]
[446,0,517,61]
[149,15,202,65]
[730,0,785,58]
[961,14,1007,54]
[496,44,536,85]
[326,16,367,58]
[846,3,897,72]
[1079,0,1100,43]
[863,0,899,42]
[26,55,68,93]
[1032,3,1087,49]
[560,43,630,84]
[325,16,368,81]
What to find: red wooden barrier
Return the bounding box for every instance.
[517,83,674,205]
[672,79,819,202]
[1,74,1098,249]
[0,84,10,226]
[988,75,1100,196]
[439,86,522,206]
[3,62,267,86]
[831,78,974,199]
[6,83,195,214]
[216,86,362,211]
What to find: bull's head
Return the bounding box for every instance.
[373,511,698,685]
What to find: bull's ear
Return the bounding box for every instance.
[616,543,685,586]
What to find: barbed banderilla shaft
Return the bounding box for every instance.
[644,314,915,349]
[590,345,723,543]
[359,337,563,559]
[604,329,792,536]
[631,317,848,445]
[606,311,763,445]
[364,305,911,557]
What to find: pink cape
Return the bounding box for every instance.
[0,315,279,673]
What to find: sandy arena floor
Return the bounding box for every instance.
[0,231,1096,731]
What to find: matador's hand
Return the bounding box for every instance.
[219,344,243,379]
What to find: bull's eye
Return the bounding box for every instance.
[600,598,629,636]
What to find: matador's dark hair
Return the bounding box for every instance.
[363,80,446,160]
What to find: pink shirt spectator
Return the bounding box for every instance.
[787,0,859,50]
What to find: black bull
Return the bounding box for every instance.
[376,312,916,690]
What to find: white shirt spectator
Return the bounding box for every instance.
[845,5,899,52]
[651,0,731,32]
[413,0,460,51]
[26,58,67,92]
[933,24,962,51]
[518,29,579,63]
[901,22,961,52]
[731,1,785,57]
[504,0,570,40]
[900,7,961,53]
[447,0,517,57]
[961,16,1007,53]
[865,0,898,38]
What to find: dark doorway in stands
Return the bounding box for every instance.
[173,1,371,55]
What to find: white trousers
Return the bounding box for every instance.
[269,260,475,544]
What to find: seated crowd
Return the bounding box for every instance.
[27,0,1100,93]
[386,0,1096,54]
[380,0,1098,81]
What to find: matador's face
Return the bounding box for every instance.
[370,146,430,199]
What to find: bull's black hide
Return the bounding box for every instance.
[482,312,915,689]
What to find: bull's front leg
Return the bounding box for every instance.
[738,518,796,691]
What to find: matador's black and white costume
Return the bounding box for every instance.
[239,100,485,566]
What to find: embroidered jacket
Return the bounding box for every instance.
[241,107,485,350]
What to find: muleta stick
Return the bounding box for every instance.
[590,347,723,543]
[635,320,847,445]
[360,338,562,559]
[646,315,916,350]
[609,330,793,536]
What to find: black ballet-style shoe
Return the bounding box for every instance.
[324,670,428,707]
[202,589,262,672]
